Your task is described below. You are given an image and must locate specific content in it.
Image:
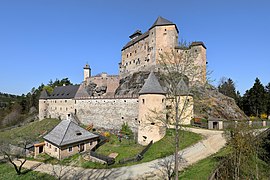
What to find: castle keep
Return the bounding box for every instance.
[39,17,206,145]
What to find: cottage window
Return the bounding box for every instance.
[55,148,57,152]
[68,147,73,152]
[49,144,51,149]
[65,100,67,103]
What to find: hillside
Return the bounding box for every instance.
[115,71,248,120]
[0,118,60,145]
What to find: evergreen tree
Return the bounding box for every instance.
[265,82,270,118]
[218,77,237,100]
[242,78,266,117]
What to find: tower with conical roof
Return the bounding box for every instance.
[137,72,166,145]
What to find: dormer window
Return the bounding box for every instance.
[76,131,82,136]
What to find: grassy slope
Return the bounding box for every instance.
[179,147,270,180]
[0,162,55,180]
[0,118,60,144]
[80,129,202,168]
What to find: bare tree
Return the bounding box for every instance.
[0,140,28,175]
[152,41,201,179]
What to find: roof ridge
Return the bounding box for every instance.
[59,120,72,146]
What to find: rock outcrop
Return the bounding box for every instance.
[191,85,248,120]
[115,71,248,120]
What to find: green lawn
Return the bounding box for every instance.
[63,129,202,168]
[179,148,229,180]
[0,118,60,144]
[0,162,55,180]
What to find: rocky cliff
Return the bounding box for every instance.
[115,71,248,120]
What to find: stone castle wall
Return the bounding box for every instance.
[74,98,139,131]
[39,99,76,120]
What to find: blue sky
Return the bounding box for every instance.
[0,0,269,95]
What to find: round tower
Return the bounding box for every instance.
[137,72,166,146]
[83,64,91,81]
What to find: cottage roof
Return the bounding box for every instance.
[139,72,166,95]
[43,119,98,146]
[39,90,49,99]
[45,85,79,99]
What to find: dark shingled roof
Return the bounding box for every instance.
[190,41,207,49]
[122,17,178,51]
[46,85,79,99]
[139,72,166,95]
[176,79,189,95]
[129,30,142,39]
[149,16,178,32]
[40,90,49,99]
[122,31,149,51]
[74,84,90,99]
[43,119,98,146]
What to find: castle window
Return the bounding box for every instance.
[44,101,46,103]
[65,100,67,103]
[133,60,135,63]
[151,122,155,125]
[122,117,124,119]
[66,108,68,111]
[68,147,73,152]
[130,53,132,56]
[135,118,137,120]
[127,54,128,58]
[49,144,51,149]
[60,107,62,111]
[129,61,131,65]
[165,29,167,31]
[135,50,137,53]
[55,101,56,103]
[124,100,126,102]
[142,99,145,104]
[162,99,164,103]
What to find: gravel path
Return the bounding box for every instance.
[14,128,226,179]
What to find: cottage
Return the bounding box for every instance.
[42,119,99,160]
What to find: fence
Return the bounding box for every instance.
[90,151,115,166]
[190,120,208,129]
[119,140,153,164]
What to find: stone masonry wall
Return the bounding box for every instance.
[74,98,139,132]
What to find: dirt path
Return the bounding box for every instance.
[14,128,226,179]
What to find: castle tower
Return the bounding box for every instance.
[137,72,166,146]
[149,16,179,64]
[83,64,91,81]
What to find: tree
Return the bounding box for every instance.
[0,140,28,175]
[218,77,237,100]
[219,121,261,179]
[265,82,270,118]
[156,41,200,179]
[242,78,266,117]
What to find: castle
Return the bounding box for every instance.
[39,17,206,145]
